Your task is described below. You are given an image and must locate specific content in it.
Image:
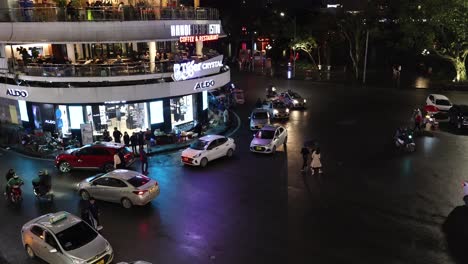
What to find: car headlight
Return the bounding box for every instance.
[105,242,112,252]
[304,99,307,103]
[70,256,86,264]
[286,108,290,113]
[273,109,279,114]
[293,100,299,104]
[193,153,202,158]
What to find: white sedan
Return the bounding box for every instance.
[250,125,288,154]
[181,135,236,167]
[426,94,452,111]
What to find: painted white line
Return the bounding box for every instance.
[0,147,55,162]
[226,110,241,137]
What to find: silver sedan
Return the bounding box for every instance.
[78,170,160,209]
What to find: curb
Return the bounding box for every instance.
[2,111,242,160]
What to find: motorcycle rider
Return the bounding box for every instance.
[5,169,15,182]
[32,170,51,196]
[5,173,24,201]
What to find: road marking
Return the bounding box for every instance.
[0,147,54,162]
[226,110,241,137]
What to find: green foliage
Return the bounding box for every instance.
[400,0,468,81]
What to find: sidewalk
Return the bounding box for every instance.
[1,110,240,160]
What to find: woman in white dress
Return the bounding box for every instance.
[310,147,322,175]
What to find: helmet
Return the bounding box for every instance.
[13,174,19,179]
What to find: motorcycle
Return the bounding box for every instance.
[395,131,416,153]
[32,182,53,201]
[266,85,278,100]
[423,114,438,130]
[5,184,23,205]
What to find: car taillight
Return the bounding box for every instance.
[133,190,148,195]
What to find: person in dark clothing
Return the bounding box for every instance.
[139,147,148,175]
[113,127,122,143]
[137,131,144,150]
[300,146,310,171]
[5,168,15,182]
[123,131,130,146]
[443,195,468,264]
[255,98,263,108]
[102,128,111,142]
[130,132,137,154]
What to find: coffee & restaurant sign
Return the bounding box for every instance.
[172,55,223,81]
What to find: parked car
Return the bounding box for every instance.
[278,90,306,108]
[55,142,135,173]
[249,109,270,131]
[250,125,288,154]
[262,100,290,119]
[78,170,160,208]
[426,94,452,111]
[448,104,468,129]
[21,211,113,264]
[181,135,236,167]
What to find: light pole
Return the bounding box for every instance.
[280,12,296,78]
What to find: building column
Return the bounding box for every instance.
[66,44,76,63]
[194,0,199,8]
[161,0,168,7]
[75,44,84,60]
[149,41,156,73]
[195,40,203,56]
[132,42,138,52]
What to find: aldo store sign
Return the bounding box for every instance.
[194,79,215,91]
[6,89,29,98]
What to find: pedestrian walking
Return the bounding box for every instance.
[310,147,322,176]
[130,132,137,154]
[113,127,122,143]
[300,145,310,171]
[113,149,126,169]
[137,131,144,150]
[144,128,152,151]
[223,108,229,126]
[123,131,130,146]
[139,146,148,175]
[413,109,422,132]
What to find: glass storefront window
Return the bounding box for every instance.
[150,101,164,124]
[90,103,149,136]
[69,106,84,129]
[170,95,193,128]
[18,100,29,122]
[202,91,208,110]
[57,105,70,136]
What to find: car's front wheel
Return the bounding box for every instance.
[121,198,133,209]
[58,161,71,173]
[25,245,35,259]
[200,157,208,167]
[272,145,277,154]
[80,190,90,200]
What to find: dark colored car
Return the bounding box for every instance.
[55,142,135,173]
[448,104,468,129]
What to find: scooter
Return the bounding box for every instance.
[5,184,23,205]
[395,132,415,153]
[32,182,54,201]
[424,114,438,130]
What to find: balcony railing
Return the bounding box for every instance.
[0,6,219,22]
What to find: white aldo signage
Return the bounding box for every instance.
[194,79,215,90]
[173,55,223,81]
[6,89,28,98]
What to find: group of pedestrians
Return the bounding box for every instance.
[111,127,151,175]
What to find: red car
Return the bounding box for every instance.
[55,142,135,173]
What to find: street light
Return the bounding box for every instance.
[280,12,296,78]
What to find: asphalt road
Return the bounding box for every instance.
[1,72,468,264]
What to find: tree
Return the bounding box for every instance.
[338,13,369,80]
[293,36,318,67]
[400,0,468,81]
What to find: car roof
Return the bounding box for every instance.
[454,104,468,111]
[103,169,145,181]
[261,125,281,131]
[430,94,450,100]
[30,211,82,234]
[87,142,126,149]
[252,108,269,113]
[199,135,225,141]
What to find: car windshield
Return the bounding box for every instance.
[289,92,301,99]
[87,174,104,182]
[127,175,150,187]
[190,140,209,150]
[256,130,275,139]
[273,102,286,108]
[253,112,268,119]
[55,221,98,251]
[436,99,451,106]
